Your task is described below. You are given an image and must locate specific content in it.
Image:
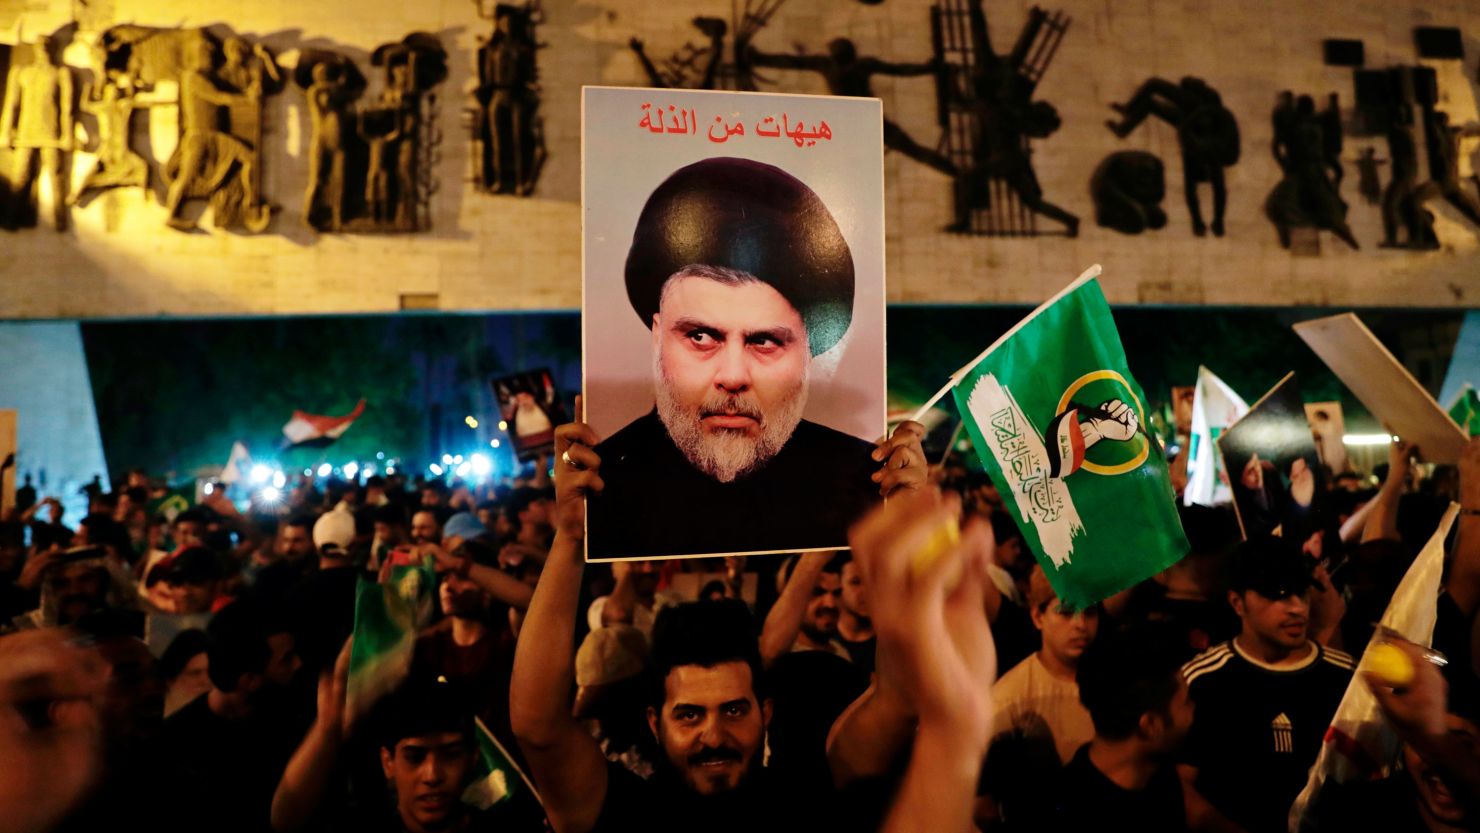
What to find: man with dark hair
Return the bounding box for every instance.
[1045,628,1193,832]
[835,552,876,673]
[509,408,918,833]
[1178,536,1353,833]
[980,566,1098,827]
[589,157,919,559]
[411,508,443,546]
[161,603,301,833]
[274,668,545,833]
[759,551,850,666]
[164,546,223,615]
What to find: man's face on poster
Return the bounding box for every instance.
[651,269,811,483]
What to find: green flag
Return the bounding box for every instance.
[947,269,1188,609]
[463,716,540,810]
[147,483,194,523]
[1449,386,1480,437]
[346,560,436,722]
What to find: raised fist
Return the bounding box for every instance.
[1081,399,1138,446]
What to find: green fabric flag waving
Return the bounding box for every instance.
[463,716,541,810]
[1449,386,1480,437]
[946,267,1188,609]
[346,559,436,723]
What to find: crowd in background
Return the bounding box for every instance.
[0,418,1477,833]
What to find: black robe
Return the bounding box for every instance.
[588,411,878,559]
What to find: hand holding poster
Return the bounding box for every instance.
[944,267,1187,610]
[1294,313,1467,463]
[582,87,886,561]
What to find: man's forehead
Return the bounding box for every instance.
[659,275,804,328]
[397,731,470,753]
[664,660,756,704]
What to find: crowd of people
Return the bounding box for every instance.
[1,413,1478,833]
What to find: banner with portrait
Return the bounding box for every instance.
[1218,373,1338,560]
[581,86,886,561]
[491,369,565,461]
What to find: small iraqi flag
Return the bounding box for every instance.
[281,399,366,448]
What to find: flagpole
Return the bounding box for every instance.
[907,263,1103,426]
[939,419,965,466]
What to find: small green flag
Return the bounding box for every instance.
[1449,386,1480,437]
[463,716,540,810]
[346,560,436,722]
[147,483,194,523]
[948,269,1188,609]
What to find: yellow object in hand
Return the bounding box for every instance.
[1364,642,1415,687]
[910,518,961,579]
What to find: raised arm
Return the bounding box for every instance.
[846,489,997,833]
[272,640,351,832]
[422,543,536,611]
[866,57,938,77]
[509,412,610,833]
[759,550,829,667]
[1361,439,1413,544]
[745,44,831,73]
[1451,438,1480,623]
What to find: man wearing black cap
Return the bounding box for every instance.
[590,156,920,558]
[1177,536,1353,833]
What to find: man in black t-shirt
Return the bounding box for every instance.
[1178,537,1352,833]
[1046,628,1192,833]
[160,603,302,833]
[510,412,926,833]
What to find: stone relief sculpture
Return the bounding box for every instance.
[1090,150,1166,235]
[934,1,1078,236]
[299,54,361,231]
[72,39,148,205]
[161,38,275,231]
[743,36,955,176]
[0,34,74,231]
[297,34,446,233]
[1107,76,1240,237]
[626,1,789,92]
[473,1,546,196]
[84,25,283,233]
[1265,92,1359,250]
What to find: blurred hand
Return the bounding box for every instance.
[316,638,353,737]
[1362,636,1448,742]
[15,547,59,593]
[872,421,928,497]
[1387,438,1416,485]
[849,489,997,745]
[553,395,603,541]
[0,630,104,833]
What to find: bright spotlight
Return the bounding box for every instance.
[470,453,492,477]
[272,471,286,489]
[249,464,271,484]
[343,462,360,480]
[497,420,508,431]
[442,453,453,465]
[317,463,332,478]
[260,486,281,502]
[455,462,472,478]
[429,463,444,476]
[465,416,479,429]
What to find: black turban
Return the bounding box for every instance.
[624,157,855,356]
